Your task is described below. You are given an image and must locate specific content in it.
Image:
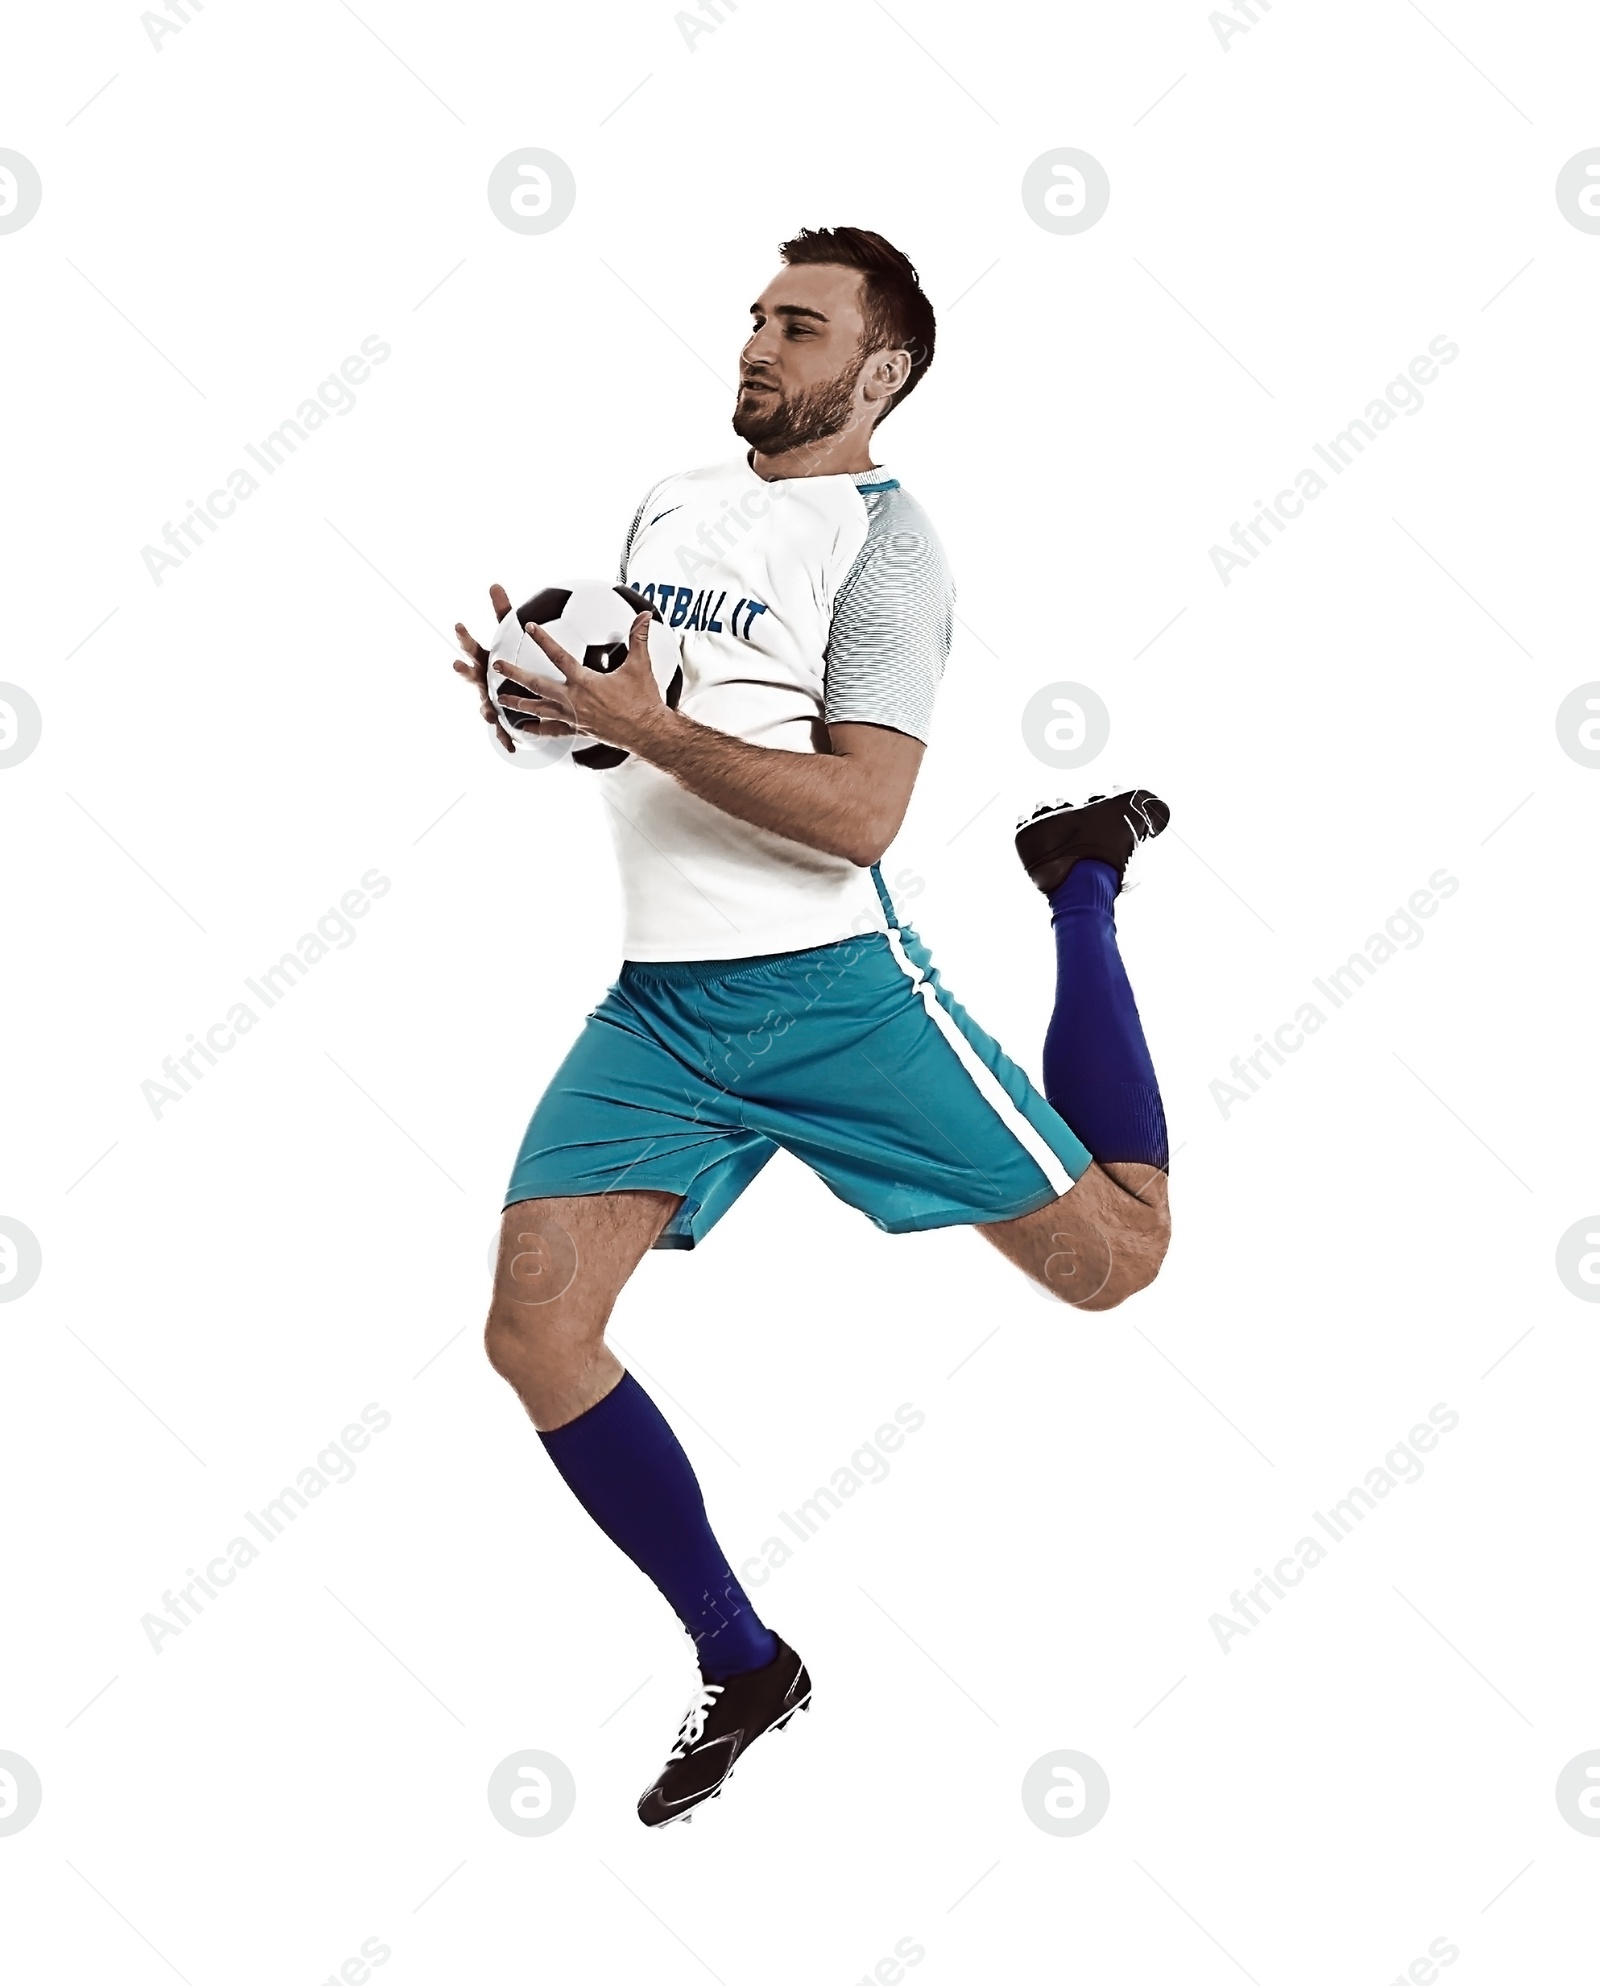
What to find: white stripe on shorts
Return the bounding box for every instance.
[881,926,1075,1201]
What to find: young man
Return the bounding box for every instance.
[453,227,1171,1828]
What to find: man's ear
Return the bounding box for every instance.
[863,349,909,408]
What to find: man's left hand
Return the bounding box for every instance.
[497,610,669,755]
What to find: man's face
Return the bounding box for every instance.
[733,263,878,456]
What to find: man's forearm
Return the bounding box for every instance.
[627,707,887,866]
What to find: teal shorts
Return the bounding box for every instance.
[504,921,1092,1250]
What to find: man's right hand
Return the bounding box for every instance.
[453,583,515,752]
[453,583,579,750]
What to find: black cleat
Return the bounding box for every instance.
[1014,788,1170,898]
[637,1639,811,1829]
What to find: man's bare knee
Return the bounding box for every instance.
[484,1306,570,1384]
[484,1192,676,1428]
[1068,1199,1171,1310]
[484,1249,609,1425]
[484,1299,612,1428]
[982,1163,1171,1310]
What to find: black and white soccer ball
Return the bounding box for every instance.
[486,582,684,770]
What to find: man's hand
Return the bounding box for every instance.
[452,583,577,751]
[496,610,669,755]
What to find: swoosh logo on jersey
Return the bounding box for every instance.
[649,505,683,526]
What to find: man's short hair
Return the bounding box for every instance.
[778,225,936,425]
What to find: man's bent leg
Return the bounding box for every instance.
[992,792,1174,1305]
[978,1161,1170,1310]
[485,1191,779,1680]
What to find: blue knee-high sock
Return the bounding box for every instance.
[539,1371,778,1682]
[1042,860,1169,1168]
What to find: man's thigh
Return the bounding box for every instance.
[979,1162,1170,1310]
[494,1191,684,1324]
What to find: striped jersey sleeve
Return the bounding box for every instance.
[823,481,955,744]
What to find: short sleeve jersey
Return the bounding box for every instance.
[602,454,955,961]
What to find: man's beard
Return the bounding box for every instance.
[732,358,864,456]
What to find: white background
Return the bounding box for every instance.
[3,0,1598,1979]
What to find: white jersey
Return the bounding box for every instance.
[604,452,954,962]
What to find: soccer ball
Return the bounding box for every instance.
[487,583,684,770]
